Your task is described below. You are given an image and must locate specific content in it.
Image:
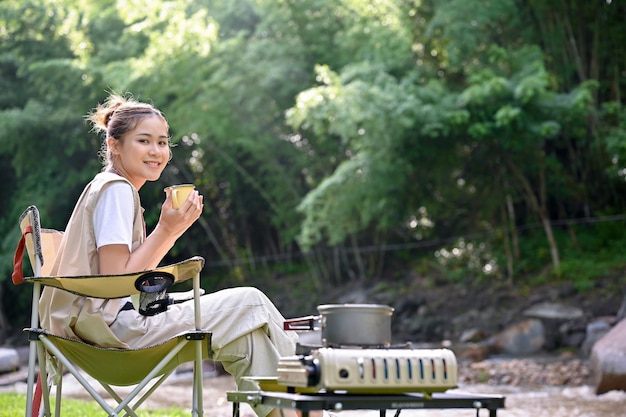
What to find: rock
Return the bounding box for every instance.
[523,302,584,320]
[459,328,485,343]
[0,348,20,373]
[488,319,545,355]
[15,345,31,367]
[522,302,586,351]
[560,330,586,349]
[558,319,588,348]
[616,294,626,322]
[460,343,490,362]
[0,367,29,386]
[590,318,626,394]
[581,318,614,357]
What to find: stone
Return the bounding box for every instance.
[459,328,485,343]
[460,343,490,362]
[523,302,584,320]
[0,348,20,374]
[590,318,626,394]
[581,318,613,357]
[488,319,545,356]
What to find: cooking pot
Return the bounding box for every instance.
[284,304,394,347]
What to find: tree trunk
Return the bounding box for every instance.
[540,214,560,274]
[349,235,366,281]
[507,158,561,274]
[501,200,514,284]
[505,193,520,260]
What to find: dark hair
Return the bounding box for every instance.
[87,93,169,168]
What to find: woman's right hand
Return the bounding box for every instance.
[115,190,205,273]
[159,189,204,237]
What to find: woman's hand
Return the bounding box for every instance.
[159,189,204,238]
[100,189,204,274]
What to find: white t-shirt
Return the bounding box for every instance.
[93,182,135,251]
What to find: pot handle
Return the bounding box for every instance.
[283,315,319,331]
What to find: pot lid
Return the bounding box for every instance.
[317,303,394,314]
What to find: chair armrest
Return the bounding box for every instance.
[28,256,205,299]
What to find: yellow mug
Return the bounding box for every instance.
[165,184,195,209]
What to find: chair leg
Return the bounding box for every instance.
[25,340,39,417]
[99,375,173,417]
[98,384,139,417]
[123,371,173,414]
[54,363,63,417]
[35,343,52,417]
[39,336,119,416]
[193,339,204,416]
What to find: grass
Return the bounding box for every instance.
[0,393,190,416]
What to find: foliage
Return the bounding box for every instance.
[434,238,500,282]
[603,102,626,181]
[426,0,527,72]
[429,220,626,289]
[0,0,625,333]
[287,63,422,248]
[520,0,626,102]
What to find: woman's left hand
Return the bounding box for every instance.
[159,189,204,237]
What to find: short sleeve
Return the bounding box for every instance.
[93,182,135,251]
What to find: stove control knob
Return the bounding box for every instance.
[302,357,321,386]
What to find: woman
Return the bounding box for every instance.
[38,93,318,417]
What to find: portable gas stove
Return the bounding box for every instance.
[228,310,505,417]
[277,347,458,394]
[232,348,504,417]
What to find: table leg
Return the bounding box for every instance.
[232,402,239,417]
[477,405,498,416]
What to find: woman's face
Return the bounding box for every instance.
[108,115,170,189]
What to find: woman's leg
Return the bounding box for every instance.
[112,287,300,417]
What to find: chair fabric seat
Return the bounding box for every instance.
[32,329,212,386]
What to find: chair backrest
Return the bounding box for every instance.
[12,206,63,284]
[39,230,63,276]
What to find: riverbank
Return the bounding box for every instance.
[458,354,590,386]
[258,268,625,357]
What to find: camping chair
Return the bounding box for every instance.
[12,205,212,417]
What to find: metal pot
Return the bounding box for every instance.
[284,303,394,347]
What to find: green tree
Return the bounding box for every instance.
[457,45,596,275]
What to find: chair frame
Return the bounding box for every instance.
[13,205,211,417]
